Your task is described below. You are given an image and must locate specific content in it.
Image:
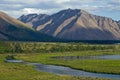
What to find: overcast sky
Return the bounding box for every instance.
[0,0,120,20]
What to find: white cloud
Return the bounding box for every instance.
[55,0,70,3]
[22,8,41,14]
[21,8,58,14]
[0,4,23,10]
[0,0,120,20]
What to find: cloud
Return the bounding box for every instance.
[55,0,71,3]
[0,0,120,20]
[21,8,58,14]
[0,4,23,10]
[22,8,41,14]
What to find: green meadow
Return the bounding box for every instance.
[0,41,120,80]
[16,51,120,74]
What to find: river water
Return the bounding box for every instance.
[6,55,120,79]
[52,55,120,60]
[27,55,120,79]
[27,63,120,79]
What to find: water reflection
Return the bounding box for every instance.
[52,55,120,60]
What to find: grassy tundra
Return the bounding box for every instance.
[0,41,120,80]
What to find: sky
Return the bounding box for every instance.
[0,0,120,20]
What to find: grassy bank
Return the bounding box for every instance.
[15,50,120,75]
[0,41,120,80]
[0,54,110,80]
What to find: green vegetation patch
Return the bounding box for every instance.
[15,51,120,75]
[0,41,120,53]
[0,42,120,80]
[0,54,110,80]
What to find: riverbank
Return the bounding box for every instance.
[1,42,120,80]
[26,62,120,79]
[0,54,110,80]
[15,51,120,75]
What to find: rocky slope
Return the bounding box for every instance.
[0,11,56,41]
[18,9,120,40]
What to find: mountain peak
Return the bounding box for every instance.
[58,8,81,14]
[18,9,120,40]
[64,8,80,11]
[21,13,38,17]
[0,11,7,15]
[0,11,10,19]
[62,8,88,14]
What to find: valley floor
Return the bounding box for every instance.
[0,42,120,80]
[0,54,111,80]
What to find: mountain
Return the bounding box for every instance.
[117,20,120,27]
[18,9,120,40]
[0,11,56,41]
[18,14,49,29]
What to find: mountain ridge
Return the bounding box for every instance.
[18,9,120,40]
[0,11,57,41]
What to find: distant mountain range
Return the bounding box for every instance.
[0,9,120,41]
[18,9,120,40]
[0,11,56,41]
